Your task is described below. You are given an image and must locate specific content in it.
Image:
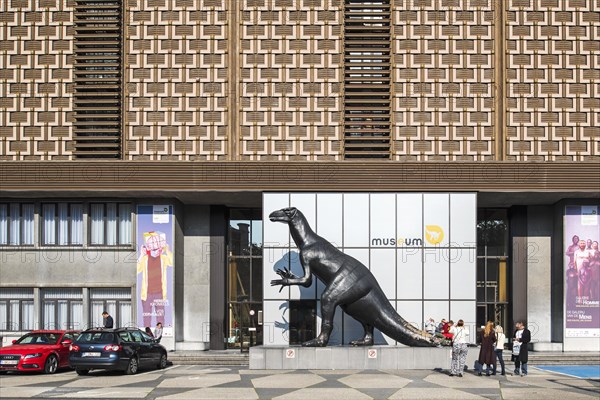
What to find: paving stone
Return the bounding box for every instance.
[0,373,76,387]
[157,374,240,388]
[254,388,299,399]
[403,379,445,388]
[272,388,373,400]
[0,386,55,398]
[61,373,160,388]
[388,387,487,399]
[338,373,411,389]
[356,388,401,399]
[424,371,500,389]
[307,378,354,389]
[56,387,154,398]
[155,387,259,399]
[251,373,325,388]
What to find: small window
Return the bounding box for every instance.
[0,203,34,246]
[89,203,132,245]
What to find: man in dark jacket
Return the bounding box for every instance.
[512,320,531,376]
[102,311,114,329]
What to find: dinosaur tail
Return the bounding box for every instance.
[375,302,439,347]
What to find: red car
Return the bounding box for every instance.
[0,330,79,374]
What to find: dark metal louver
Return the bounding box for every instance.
[73,0,122,159]
[343,0,391,159]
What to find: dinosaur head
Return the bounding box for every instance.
[269,207,298,223]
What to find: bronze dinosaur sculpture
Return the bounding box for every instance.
[269,207,439,347]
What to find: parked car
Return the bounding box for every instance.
[0,330,79,374]
[69,328,167,375]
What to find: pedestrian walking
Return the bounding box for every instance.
[102,311,114,329]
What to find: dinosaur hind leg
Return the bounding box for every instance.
[350,322,374,346]
[302,295,337,347]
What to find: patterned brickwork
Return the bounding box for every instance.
[391,0,496,161]
[506,0,599,161]
[125,0,228,160]
[0,0,75,160]
[239,0,342,160]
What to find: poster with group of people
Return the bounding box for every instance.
[564,205,600,338]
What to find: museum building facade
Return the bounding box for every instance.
[0,0,598,352]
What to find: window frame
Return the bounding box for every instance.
[0,202,35,247]
[40,202,84,246]
[0,298,34,332]
[88,202,133,247]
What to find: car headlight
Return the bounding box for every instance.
[24,353,43,359]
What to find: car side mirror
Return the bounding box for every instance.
[12,339,17,344]
[61,339,72,346]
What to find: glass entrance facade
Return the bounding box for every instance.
[477,209,510,339]
[227,209,263,349]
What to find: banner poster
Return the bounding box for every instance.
[136,205,174,335]
[564,205,600,338]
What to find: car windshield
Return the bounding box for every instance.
[16,333,60,345]
[75,332,115,344]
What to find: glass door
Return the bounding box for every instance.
[476,209,510,342]
[227,209,263,349]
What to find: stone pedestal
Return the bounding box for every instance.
[250,346,479,370]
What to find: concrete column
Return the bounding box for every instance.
[82,287,89,331]
[526,206,555,350]
[209,206,227,350]
[175,205,211,351]
[33,287,41,330]
[510,206,527,330]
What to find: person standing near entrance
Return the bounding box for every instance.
[492,325,506,375]
[477,321,496,376]
[154,322,163,343]
[102,311,114,329]
[512,320,531,376]
[449,319,469,377]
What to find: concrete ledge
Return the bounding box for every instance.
[532,342,563,352]
[250,346,479,370]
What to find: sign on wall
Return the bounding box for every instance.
[564,205,600,338]
[136,205,174,335]
[262,193,477,346]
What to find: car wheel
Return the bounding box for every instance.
[125,356,139,375]
[76,368,89,376]
[157,353,167,369]
[44,355,59,374]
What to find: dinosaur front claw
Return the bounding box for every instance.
[270,278,289,293]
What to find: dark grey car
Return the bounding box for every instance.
[69,328,167,375]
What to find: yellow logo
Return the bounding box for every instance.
[425,225,444,245]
